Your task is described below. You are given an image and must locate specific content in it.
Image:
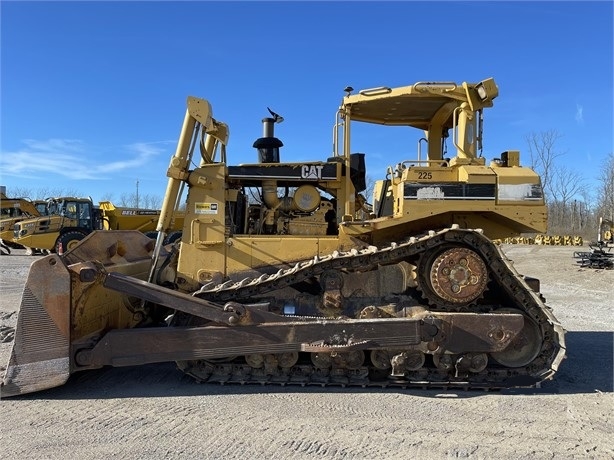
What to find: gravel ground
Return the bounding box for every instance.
[0,245,612,459]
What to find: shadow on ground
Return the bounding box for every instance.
[540,330,613,394]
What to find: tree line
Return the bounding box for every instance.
[5,187,163,210]
[527,130,613,238]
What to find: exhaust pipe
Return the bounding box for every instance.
[253,108,283,163]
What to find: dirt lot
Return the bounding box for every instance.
[0,245,612,459]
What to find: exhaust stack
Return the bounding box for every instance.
[253,108,284,163]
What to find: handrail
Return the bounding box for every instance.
[417,137,428,163]
[452,106,467,158]
[358,86,392,96]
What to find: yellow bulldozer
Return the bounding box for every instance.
[1,77,566,397]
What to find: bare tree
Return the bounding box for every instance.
[576,188,595,234]
[140,194,162,209]
[4,187,33,199]
[526,130,565,202]
[548,165,586,232]
[597,152,614,222]
[118,191,162,209]
[119,192,133,207]
[5,186,163,209]
[4,187,81,200]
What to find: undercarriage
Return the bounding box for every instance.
[170,226,566,389]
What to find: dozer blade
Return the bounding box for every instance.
[1,255,72,397]
[1,230,156,398]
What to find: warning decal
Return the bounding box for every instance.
[195,202,218,215]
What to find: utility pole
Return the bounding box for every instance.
[136,179,139,209]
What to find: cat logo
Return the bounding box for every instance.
[301,165,324,180]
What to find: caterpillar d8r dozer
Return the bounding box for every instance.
[1,78,566,398]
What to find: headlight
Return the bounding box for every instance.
[475,78,499,102]
[476,85,487,100]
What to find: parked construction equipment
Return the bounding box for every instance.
[574,217,614,269]
[11,198,184,254]
[0,192,47,253]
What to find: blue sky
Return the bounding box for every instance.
[1,1,613,205]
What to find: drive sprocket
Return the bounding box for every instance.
[417,245,489,308]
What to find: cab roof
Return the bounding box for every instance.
[342,80,497,129]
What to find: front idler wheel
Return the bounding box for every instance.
[490,309,543,368]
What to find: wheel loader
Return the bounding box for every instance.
[0,193,47,252]
[1,78,566,398]
[11,198,184,254]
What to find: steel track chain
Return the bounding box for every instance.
[181,226,566,390]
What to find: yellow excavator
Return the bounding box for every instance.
[1,78,566,397]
